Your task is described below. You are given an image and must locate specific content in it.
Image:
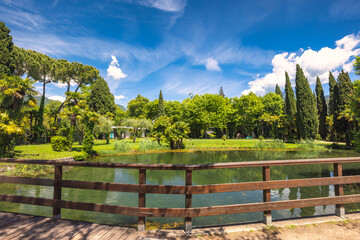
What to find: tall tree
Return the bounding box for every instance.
[328,71,337,116]
[88,76,116,115]
[315,77,328,139]
[157,90,165,118]
[127,94,150,118]
[0,21,14,75]
[284,72,297,141]
[219,86,225,97]
[275,84,283,99]
[295,64,318,139]
[334,70,353,145]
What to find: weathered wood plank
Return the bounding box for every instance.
[89,225,114,240]
[6,217,52,239]
[138,168,146,231]
[99,226,127,240]
[263,166,271,225]
[185,169,192,234]
[53,165,62,219]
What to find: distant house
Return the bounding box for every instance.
[110,126,146,139]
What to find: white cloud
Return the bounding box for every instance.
[114,95,126,100]
[205,57,221,72]
[242,33,360,96]
[52,80,77,88]
[137,0,187,12]
[48,95,66,102]
[107,55,127,80]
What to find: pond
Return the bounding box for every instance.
[1,150,360,228]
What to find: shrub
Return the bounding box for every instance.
[296,139,327,151]
[51,136,69,152]
[114,140,131,153]
[73,151,89,161]
[139,139,166,152]
[254,139,286,149]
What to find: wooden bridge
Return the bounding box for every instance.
[0,157,360,237]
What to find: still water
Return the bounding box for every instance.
[1,150,360,227]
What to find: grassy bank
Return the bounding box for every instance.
[12,138,338,160]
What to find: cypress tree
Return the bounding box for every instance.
[328,71,336,115]
[275,84,283,99]
[295,64,318,139]
[88,76,116,115]
[219,86,225,97]
[157,90,165,117]
[284,72,296,141]
[0,21,14,75]
[333,70,353,145]
[315,77,328,139]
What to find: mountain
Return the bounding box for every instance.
[117,104,126,111]
[33,96,60,106]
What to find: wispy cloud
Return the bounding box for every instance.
[242,33,360,95]
[136,0,187,12]
[48,95,65,102]
[205,57,221,72]
[114,95,126,100]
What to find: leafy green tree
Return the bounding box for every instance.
[127,94,149,118]
[284,71,297,141]
[0,21,14,75]
[152,116,171,144]
[334,70,353,145]
[94,116,114,144]
[88,77,116,115]
[0,76,37,156]
[12,46,31,77]
[350,80,360,151]
[295,64,318,139]
[164,100,182,122]
[275,84,283,99]
[122,118,153,143]
[82,110,99,155]
[315,77,328,139]
[354,56,360,76]
[232,93,264,137]
[157,90,165,118]
[260,92,283,138]
[165,121,190,149]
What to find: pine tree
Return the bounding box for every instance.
[0,21,14,75]
[328,71,336,115]
[284,72,296,141]
[295,65,318,139]
[333,70,353,145]
[157,90,165,118]
[219,86,225,97]
[275,84,283,99]
[315,77,327,139]
[88,76,116,115]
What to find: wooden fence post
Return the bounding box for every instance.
[185,169,192,234]
[334,163,345,218]
[138,169,146,231]
[52,165,62,219]
[263,166,272,225]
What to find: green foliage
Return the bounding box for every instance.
[333,70,353,145]
[328,71,337,116]
[88,76,116,115]
[114,140,131,153]
[315,77,327,139]
[82,111,99,155]
[157,90,165,118]
[127,94,149,118]
[94,116,114,144]
[122,118,153,142]
[295,65,318,139]
[51,136,69,151]
[152,116,171,144]
[219,86,225,97]
[275,84,283,99]
[350,80,360,151]
[284,71,297,141]
[354,56,360,76]
[0,21,14,75]
[296,139,327,151]
[139,139,166,152]
[165,121,190,149]
[73,151,88,161]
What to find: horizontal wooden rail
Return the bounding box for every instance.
[1,157,360,170]
[2,175,360,194]
[1,193,360,218]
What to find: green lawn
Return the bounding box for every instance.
[13,138,335,160]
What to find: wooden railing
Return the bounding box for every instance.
[1,157,360,233]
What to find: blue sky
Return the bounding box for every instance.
[1,0,360,105]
